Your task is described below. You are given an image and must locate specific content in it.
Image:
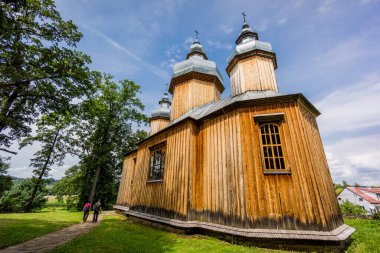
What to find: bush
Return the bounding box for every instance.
[340,200,367,215]
[65,195,79,210]
[0,178,48,212]
[373,212,380,220]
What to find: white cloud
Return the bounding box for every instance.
[160,58,178,68]
[254,19,269,32]
[318,0,335,13]
[220,24,234,34]
[206,40,233,51]
[315,74,380,186]
[84,25,170,80]
[326,134,380,186]
[277,18,288,25]
[316,75,380,134]
[360,0,379,4]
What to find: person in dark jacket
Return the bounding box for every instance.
[92,200,102,223]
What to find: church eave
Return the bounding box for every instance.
[226,49,278,75]
[135,93,320,148]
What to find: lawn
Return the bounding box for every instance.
[51,214,285,253]
[53,214,380,253]
[0,208,82,249]
[345,219,380,253]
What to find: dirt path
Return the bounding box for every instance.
[0,212,109,253]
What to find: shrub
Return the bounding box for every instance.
[340,200,367,215]
[0,178,48,212]
[373,212,380,220]
[65,195,79,210]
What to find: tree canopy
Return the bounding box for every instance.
[0,0,93,158]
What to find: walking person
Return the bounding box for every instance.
[92,200,102,223]
[82,202,92,222]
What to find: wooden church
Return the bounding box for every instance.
[115,17,354,251]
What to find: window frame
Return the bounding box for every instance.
[254,113,291,175]
[147,141,167,182]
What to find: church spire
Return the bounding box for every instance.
[186,30,208,60]
[235,12,259,44]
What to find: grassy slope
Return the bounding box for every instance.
[0,209,82,249]
[53,214,288,253]
[54,215,380,253]
[345,219,380,253]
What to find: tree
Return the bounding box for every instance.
[77,74,148,209]
[0,158,12,197]
[53,165,83,201]
[0,0,93,166]
[19,112,76,211]
[0,177,48,212]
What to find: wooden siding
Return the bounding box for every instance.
[150,118,170,135]
[117,101,343,231]
[171,79,221,121]
[118,122,195,220]
[229,56,278,96]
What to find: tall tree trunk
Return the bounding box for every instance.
[89,166,101,203]
[25,129,59,212]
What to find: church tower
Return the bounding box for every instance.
[149,92,171,135]
[227,15,278,96]
[169,33,224,121]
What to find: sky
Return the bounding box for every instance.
[7,0,380,186]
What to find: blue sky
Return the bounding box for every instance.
[8,0,380,186]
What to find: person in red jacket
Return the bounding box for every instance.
[82,202,92,222]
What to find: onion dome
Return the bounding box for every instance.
[227,14,277,69]
[169,35,224,94]
[151,92,171,119]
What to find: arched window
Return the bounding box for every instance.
[260,123,285,170]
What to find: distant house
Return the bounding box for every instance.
[338,187,380,214]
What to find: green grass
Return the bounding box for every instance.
[0,208,82,249]
[53,214,287,253]
[53,215,380,253]
[345,219,380,253]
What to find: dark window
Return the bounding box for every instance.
[338,198,341,200]
[260,123,285,170]
[148,144,166,181]
[359,198,363,201]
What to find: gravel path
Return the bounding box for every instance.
[0,212,106,253]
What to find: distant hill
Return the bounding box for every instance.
[11,177,59,185]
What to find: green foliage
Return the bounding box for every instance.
[0,178,48,212]
[0,0,93,155]
[0,209,82,249]
[340,200,367,215]
[373,212,380,220]
[75,74,148,209]
[53,165,83,202]
[0,174,12,197]
[65,195,79,210]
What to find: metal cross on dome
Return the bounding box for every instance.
[242,12,247,22]
[195,30,199,40]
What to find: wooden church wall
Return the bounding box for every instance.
[190,101,342,231]
[117,122,195,220]
[116,152,137,206]
[116,100,342,231]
